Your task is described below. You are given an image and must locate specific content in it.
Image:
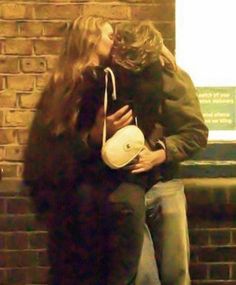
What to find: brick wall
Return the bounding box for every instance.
[0,1,236,285]
[185,178,236,285]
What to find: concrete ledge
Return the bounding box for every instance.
[1,177,236,194]
[180,163,236,178]
[183,178,236,191]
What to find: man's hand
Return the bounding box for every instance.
[127,146,166,174]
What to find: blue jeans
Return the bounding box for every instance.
[136,179,190,285]
[136,223,161,285]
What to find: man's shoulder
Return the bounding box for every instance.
[162,66,195,97]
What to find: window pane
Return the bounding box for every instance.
[176,0,236,140]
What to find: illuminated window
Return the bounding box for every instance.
[176,0,236,141]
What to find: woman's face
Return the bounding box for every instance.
[96,22,114,59]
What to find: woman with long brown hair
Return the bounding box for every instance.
[23,15,147,285]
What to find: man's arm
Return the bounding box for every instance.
[161,67,208,163]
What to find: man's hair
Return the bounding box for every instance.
[112,20,177,72]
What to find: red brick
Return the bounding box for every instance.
[131,4,174,21]
[1,3,33,20]
[232,230,236,243]
[19,21,43,37]
[0,164,18,178]
[119,0,175,2]
[17,129,29,145]
[6,232,29,250]
[190,245,200,262]
[198,246,236,262]
[38,250,49,266]
[27,266,49,283]
[0,56,19,73]
[18,163,24,179]
[0,147,3,161]
[22,250,39,266]
[0,129,16,144]
[0,198,6,214]
[34,39,63,55]
[0,250,39,267]
[35,4,83,20]
[5,110,35,127]
[190,263,208,280]
[0,217,9,232]
[21,57,46,73]
[7,198,33,214]
[0,251,7,267]
[232,264,236,279]
[43,21,68,37]
[0,76,4,90]
[36,73,51,89]
[84,4,130,19]
[0,269,6,285]
[6,250,38,267]
[190,230,209,245]
[29,232,48,249]
[46,55,58,70]
[164,39,175,55]
[20,92,41,109]
[7,75,34,91]
[155,22,175,39]
[5,146,25,161]
[6,268,27,284]
[210,230,231,245]
[5,39,33,55]
[186,188,213,206]
[0,110,4,127]
[209,264,230,280]
[0,233,6,249]
[0,215,44,231]
[0,89,17,108]
[0,21,18,37]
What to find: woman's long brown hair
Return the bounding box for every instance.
[38,15,108,136]
[112,20,177,73]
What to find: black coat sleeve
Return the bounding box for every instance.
[23,111,93,215]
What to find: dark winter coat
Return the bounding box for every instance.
[111,61,209,181]
[23,62,208,284]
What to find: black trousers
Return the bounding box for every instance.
[48,182,145,285]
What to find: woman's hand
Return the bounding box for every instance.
[127,146,166,174]
[106,105,133,137]
[89,105,133,145]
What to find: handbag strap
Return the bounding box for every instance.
[102,67,138,146]
[103,67,117,146]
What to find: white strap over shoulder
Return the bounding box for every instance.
[103,67,117,146]
[104,67,117,101]
[101,68,145,169]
